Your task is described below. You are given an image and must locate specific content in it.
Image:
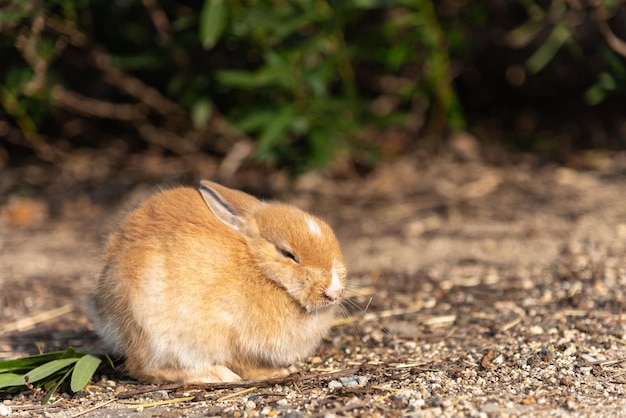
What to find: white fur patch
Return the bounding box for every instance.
[326,266,344,300]
[306,216,322,237]
[134,256,238,372]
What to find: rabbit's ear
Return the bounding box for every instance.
[199,180,262,232]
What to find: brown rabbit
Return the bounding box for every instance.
[89,180,346,383]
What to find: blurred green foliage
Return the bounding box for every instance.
[508,0,626,107]
[0,0,625,171]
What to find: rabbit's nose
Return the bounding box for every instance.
[325,272,344,301]
[325,286,344,301]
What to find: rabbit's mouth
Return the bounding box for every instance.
[303,268,345,312]
[279,275,343,313]
[301,296,342,314]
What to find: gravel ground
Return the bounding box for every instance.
[1,151,626,417]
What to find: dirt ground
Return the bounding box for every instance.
[2,147,626,417]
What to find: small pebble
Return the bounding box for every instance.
[146,390,169,400]
[332,375,368,388]
[338,376,360,387]
[563,344,577,356]
[328,380,343,390]
[0,404,11,416]
[581,354,597,363]
[410,398,425,409]
[396,389,417,401]
[481,402,499,415]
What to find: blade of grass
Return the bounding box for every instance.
[102,354,115,370]
[42,366,73,405]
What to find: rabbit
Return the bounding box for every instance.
[89,180,347,383]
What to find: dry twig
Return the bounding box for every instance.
[480,349,498,370]
[0,304,73,334]
[70,399,115,418]
[116,366,362,399]
[140,0,172,44]
[120,396,195,408]
[592,0,626,58]
[333,304,426,327]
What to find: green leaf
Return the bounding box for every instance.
[199,0,227,50]
[70,355,102,393]
[386,44,411,70]
[526,24,570,74]
[217,51,291,89]
[256,106,295,158]
[235,110,278,132]
[216,70,259,89]
[0,350,71,373]
[598,72,617,90]
[584,84,606,106]
[10,358,78,386]
[309,130,340,168]
[0,373,22,389]
[0,8,28,26]
[605,0,622,17]
[506,19,543,48]
[216,67,286,89]
[59,347,83,359]
[352,0,387,9]
[191,99,213,130]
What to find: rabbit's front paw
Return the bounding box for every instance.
[241,365,296,381]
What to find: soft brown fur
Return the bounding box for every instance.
[89,181,346,383]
